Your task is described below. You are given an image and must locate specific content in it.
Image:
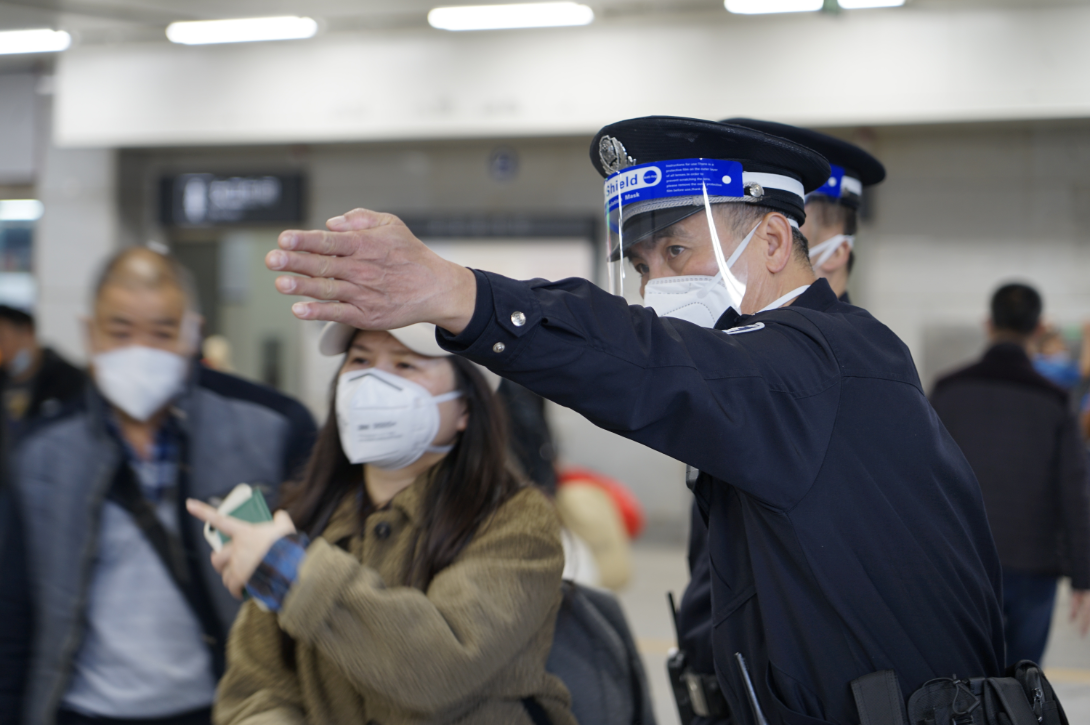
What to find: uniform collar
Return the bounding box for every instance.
[714,278,837,330]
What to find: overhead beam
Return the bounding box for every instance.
[53,4,1090,147]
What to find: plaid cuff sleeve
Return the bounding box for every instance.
[246,533,310,612]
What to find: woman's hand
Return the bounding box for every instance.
[186,499,297,599]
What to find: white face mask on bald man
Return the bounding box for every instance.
[93,346,188,421]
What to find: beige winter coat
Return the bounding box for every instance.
[214,479,575,725]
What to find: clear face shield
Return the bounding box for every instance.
[601,148,757,325]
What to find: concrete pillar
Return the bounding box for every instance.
[34,142,118,363]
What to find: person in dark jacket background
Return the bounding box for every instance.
[931,282,1090,666]
[0,304,85,482]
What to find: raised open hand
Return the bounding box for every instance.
[266,209,478,334]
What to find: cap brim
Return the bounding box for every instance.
[319,321,445,358]
[317,321,501,391]
[612,207,703,261]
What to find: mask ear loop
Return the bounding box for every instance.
[701,183,752,312]
[809,234,854,268]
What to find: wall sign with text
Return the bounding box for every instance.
[160,172,305,227]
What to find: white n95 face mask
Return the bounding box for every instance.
[643,219,762,328]
[336,368,463,470]
[93,346,188,422]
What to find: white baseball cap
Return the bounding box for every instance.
[318,321,501,392]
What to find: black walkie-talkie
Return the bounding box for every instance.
[666,592,698,725]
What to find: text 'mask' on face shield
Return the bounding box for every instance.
[602,151,751,321]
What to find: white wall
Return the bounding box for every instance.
[852,122,1090,389]
[55,4,1090,148]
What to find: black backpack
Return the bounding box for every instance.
[545,581,657,725]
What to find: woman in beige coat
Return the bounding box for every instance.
[187,322,575,725]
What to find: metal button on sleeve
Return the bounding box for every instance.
[493,342,506,353]
[510,311,526,327]
[374,522,392,540]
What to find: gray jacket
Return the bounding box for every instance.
[8,380,291,724]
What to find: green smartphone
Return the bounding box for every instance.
[202,483,273,552]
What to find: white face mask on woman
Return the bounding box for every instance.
[336,368,463,470]
[93,346,188,422]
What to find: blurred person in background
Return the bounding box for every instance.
[187,321,576,725]
[0,247,299,725]
[1031,324,1090,391]
[931,282,1090,666]
[498,379,643,591]
[195,340,317,483]
[0,304,85,481]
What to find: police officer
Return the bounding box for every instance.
[265,116,1005,725]
[673,120,889,724]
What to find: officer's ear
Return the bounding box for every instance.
[761,213,796,275]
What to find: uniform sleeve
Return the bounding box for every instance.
[213,602,306,725]
[439,271,840,509]
[276,487,563,715]
[1057,413,1090,590]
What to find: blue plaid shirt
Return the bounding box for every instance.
[248,534,309,611]
[106,412,180,504]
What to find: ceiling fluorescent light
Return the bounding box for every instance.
[166,16,318,45]
[0,200,44,222]
[428,2,594,31]
[839,0,904,7]
[725,0,823,14]
[0,29,71,55]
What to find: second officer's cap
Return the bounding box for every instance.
[591,115,830,251]
[722,118,885,210]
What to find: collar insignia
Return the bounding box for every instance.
[724,322,765,335]
[599,136,636,175]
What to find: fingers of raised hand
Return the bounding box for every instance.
[289,300,372,326]
[327,209,400,232]
[274,274,360,303]
[276,229,359,258]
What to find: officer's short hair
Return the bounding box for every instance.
[92,246,200,314]
[990,283,1042,335]
[0,305,34,330]
[715,204,810,263]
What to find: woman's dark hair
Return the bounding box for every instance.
[278,344,521,589]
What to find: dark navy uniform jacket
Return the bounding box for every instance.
[676,289,857,725]
[440,272,1004,725]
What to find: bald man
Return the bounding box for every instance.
[0,247,298,725]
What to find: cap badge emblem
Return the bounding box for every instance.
[599,136,636,175]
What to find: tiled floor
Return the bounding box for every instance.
[617,541,1090,725]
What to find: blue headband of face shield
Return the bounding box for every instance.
[604,158,805,260]
[808,163,862,201]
